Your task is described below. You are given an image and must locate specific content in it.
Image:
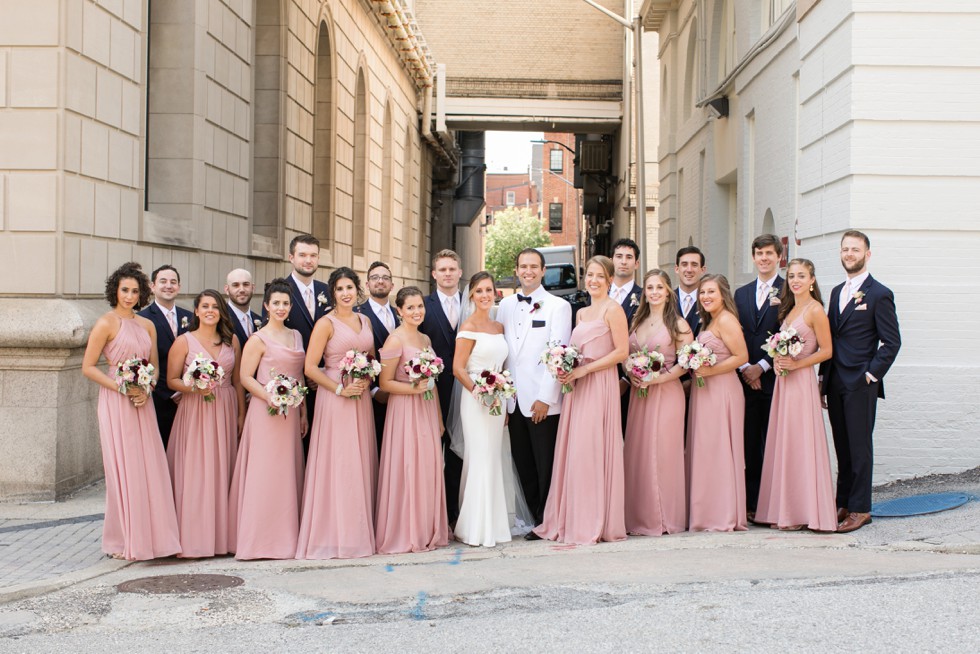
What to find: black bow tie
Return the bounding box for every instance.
[517,294,532,304]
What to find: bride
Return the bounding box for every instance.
[451,272,514,546]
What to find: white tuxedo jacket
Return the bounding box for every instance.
[498,287,572,417]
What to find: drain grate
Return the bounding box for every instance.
[871,492,973,518]
[117,574,244,594]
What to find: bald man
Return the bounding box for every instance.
[225,268,262,345]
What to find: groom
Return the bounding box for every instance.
[499,248,572,539]
[821,230,901,533]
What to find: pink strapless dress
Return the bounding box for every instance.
[228,329,306,559]
[295,314,378,559]
[686,330,747,532]
[624,326,687,535]
[167,333,239,557]
[534,316,626,545]
[756,316,837,531]
[375,341,449,554]
[97,317,180,560]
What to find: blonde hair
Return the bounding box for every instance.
[697,274,738,329]
[585,255,614,287]
[631,269,685,345]
[431,249,462,270]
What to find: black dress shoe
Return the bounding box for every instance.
[524,531,542,541]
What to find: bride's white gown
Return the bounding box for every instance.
[453,331,513,547]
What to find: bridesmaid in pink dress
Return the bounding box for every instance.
[686,274,750,532]
[376,286,449,554]
[167,289,245,558]
[81,262,180,561]
[295,267,377,559]
[756,259,837,531]
[624,269,693,535]
[534,256,629,545]
[228,279,307,559]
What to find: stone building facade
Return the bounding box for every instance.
[0,0,444,500]
[643,0,980,480]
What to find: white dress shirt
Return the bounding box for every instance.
[679,289,698,318]
[436,288,460,328]
[228,303,253,338]
[292,272,316,316]
[610,280,635,304]
[368,297,395,332]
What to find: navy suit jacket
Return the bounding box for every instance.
[228,305,262,350]
[274,276,331,353]
[354,300,399,354]
[821,274,901,398]
[619,284,643,327]
[734,276,785,395]
[419,290,460,421]
[138,302,193,402]
[677,288,702,336]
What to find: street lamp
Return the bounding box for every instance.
[580,0,647,273]
[531,139,577,157]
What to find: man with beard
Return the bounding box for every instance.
[355,261,399,452]
[821,230,901,533]
[225,268,262,346]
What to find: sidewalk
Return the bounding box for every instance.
[1,468,978,604]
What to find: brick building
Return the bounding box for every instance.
[538,133,582,252]
[485,173,538,218]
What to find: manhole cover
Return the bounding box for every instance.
[117,574,244,594]
[871,492,973,518]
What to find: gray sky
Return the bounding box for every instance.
[485,131,543,174]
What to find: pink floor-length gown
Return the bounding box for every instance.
[755,315,837,531]
[295,313,378,559]
[534,312,627,545]
[375,341,449,554]
[624,326,687,535]
[686,330,747,532]
[167,333,239,557]
[98,317,181,560]
[228,329,306,559]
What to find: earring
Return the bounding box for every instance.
[809,284,814,292]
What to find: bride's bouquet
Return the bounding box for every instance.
[676,342,716,388]
[471,369,517,416]
[264,370,308,417]
[624,346,665,398]
[115,356,155,395]
[339,349,383,400]
[540,341,582,394]
[403,348,444,400]
[762,327,805,376]
[183,353,224,402]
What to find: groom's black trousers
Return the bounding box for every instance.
[509,399,559,525]
[826,375,879,514]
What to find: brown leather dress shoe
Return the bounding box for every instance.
[837,512,871,533]
[837,508,848,523]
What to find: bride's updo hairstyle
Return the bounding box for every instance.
[466,271,495,302]
[395,285,423,309]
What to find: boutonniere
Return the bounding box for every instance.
[180,316,189,329]
[317,292,328,307]
[630,294,639,308]
[853,291,865,305]
[253,318,262,330]
[530,301,543,314]
[768,286,781,305]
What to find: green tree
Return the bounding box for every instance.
[484,207,552,281]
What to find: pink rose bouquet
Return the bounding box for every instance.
[403,348,444,400]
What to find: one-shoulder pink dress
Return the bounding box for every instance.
[624,326,687,535]
[295,313,378,559]
[167,332,239,557]
[98,317,180,560]
[375,341,449,554]
[686,330,747,532]
[228,329,306,559]
[756,315,837,531]
[534,314,626,545]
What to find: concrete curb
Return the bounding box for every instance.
[0,557,133,605]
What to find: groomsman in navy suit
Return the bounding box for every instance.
[355,261,399,453]
[419,249,464,525]
[224,268,262,347]
[734,234,785,520]
[821,230,901,533]
[277,234,331,448]
[675,246,706,336]
[609,238,642,432]
[138,264,192,449]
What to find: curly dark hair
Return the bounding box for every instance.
[263,277,292,306]
[105,262,152,309]
[189,289,236,346]
[327,267,363,306]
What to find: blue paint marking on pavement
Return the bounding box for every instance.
[298,611,335,623]
[384,564,395,572]
[447,548,462,565]
[409,591,428,620]
[871,492,973,518]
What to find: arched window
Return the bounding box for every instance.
[352,69,368,260]
[312,21,334,247]
[761,208,775,236]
